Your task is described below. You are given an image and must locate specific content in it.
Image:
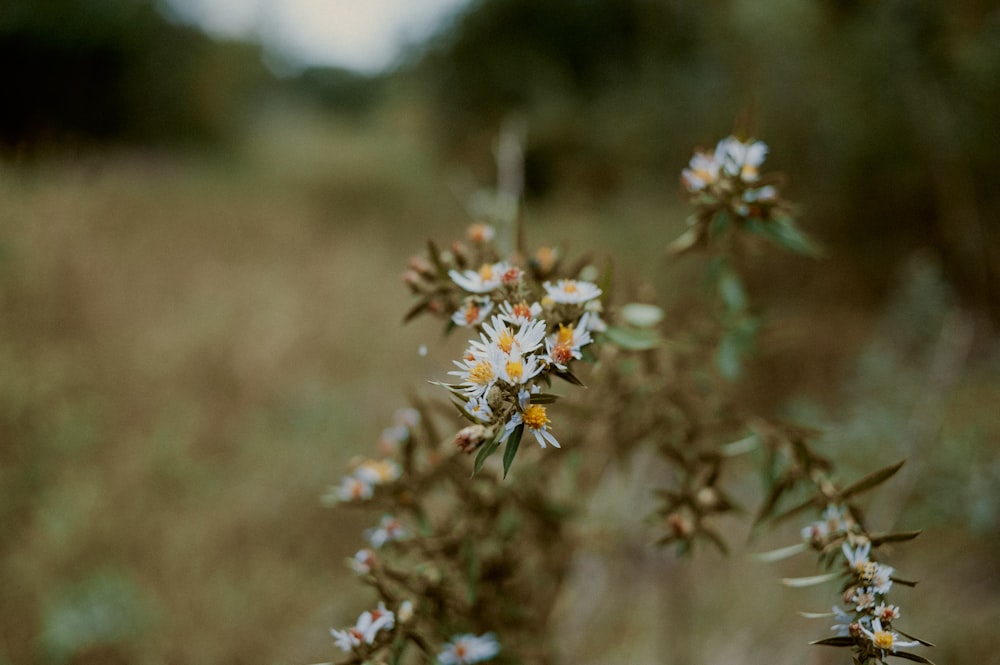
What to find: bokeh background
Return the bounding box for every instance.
[1,0,999,663]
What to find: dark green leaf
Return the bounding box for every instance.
[709,210,731,238]
[472,432,503,475]
[869,530,922,546]
[810,636,857,647]
[426,238,448,275]
[890,651,937,665]
[717,267,747,312]
[528,393,560,404]
[839,459,906,500]
[402,298,432,323]
[552,368,586,386]
[746,217,823,257]
[502,424,524,479]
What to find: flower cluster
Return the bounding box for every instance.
[321,408,414,506]
[790,503,930,664]
[330,601,401,655]
[670,134,818,258]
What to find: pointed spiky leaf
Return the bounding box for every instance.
[890,652,936,664]
[749,542,809,563]
[839,459,906,500]
[782,572,841,588]
[810,636,856,647]
[502,424,524,479]
[473,433,502,475]
[869,530,922,546]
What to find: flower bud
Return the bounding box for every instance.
[454,425,492,454]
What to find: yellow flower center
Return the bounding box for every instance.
[741,164,758,180]
[856,561,876,583]
[694,167,715,183]
[512,302,532,319]
[523,404,549,430]
[463,303,481,325]
[873,631,894,650]
[478,264,494,281]
[557,323,575,345]
[506,359,524,382]
[562,280,578,294]
[470,361,494,384]
[497,328,515,354]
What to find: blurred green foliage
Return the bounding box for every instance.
[0,0,270,149]
[416,0,1000,321]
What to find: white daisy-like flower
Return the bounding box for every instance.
[331,474,375,503]
[378,424,409,455]
[581,303,607,333]
[542,279,603,305]
[452,297,494,328]
[474,316,547,357]
[464,396,493,422]
[499,300,543,327]
[365,514,409,549]
[449,262,513,294]
[506,404,560,449]
[743,185,778,203]
[830,605,868,637]
[545,318,592,369]
[356,602,395,644]
[498,351,544,387]
[871,563,894,595]
[875,602,901,623]
[822,504,850,534]
[681,149,721,192]
[716,136,768,182]
[354,458,402,485]
[349,549,376,575]
[449,345,505,398]
[330,626,361,653]
[437,632,501,665]
[850,587,877,612]
[842,540,872,572]
[861,618,920,656]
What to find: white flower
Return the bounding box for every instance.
[743,185,777,203]
[499,300,542,327]
[861,618,920,655]
[437,632,500,665]
[365,514,409,549]
[464,396,493,422]
[544,318,592,369]
[393,407,421,428]
[467,223,495,243]
[398,600,414,623]
[842,540,872,572]
[452,297,494,328]
[871,563,894,595]
[354,458,402,485]
[850,587,877,612]
[378,424,409,455]
[875,602,901,623]
[331,627,361,653]
[506,404,560,449]
[681,149,721,192]
[349,549,376,575]
[448,344,505,398]
[331,474,374,503]
[716,136,768,182]
[355,602,395,644]
[449,262,513,293]
[830,605,868,637]
[542,279,602,305]
[497,351,544,387]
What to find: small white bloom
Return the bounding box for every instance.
[467,223,495,243]
[331,627,361,653]
[349,549,376,575]
[542,279,603,305]
[875,602,901,623]
[830,605,868,637]
[871,563,894,595]
[365,514,409,549]
[437,632,500,665]
[497,351,544,387]
[448,345,505,398]
[861,618,920,655]
[506,404,560,449]
[681,149,721,192]
[850,587,877,612]
[464,396,494,422]
[398,600,414,623]
[545,318,592,369]
[716,136,768,182]
[498,300,543,327]
[355,602,395,644]
[743,185,777,203]
[332,474,375,503]
[452,297,494,328]
[449,262,512,294]
[842,540,872,571]
[378,424,409,455]
[393,407,421,428]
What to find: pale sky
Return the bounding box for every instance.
[165,0,470,72]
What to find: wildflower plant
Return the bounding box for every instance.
[320,129,935,665]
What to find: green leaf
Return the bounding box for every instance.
[895,628,936,648]
[620,303,664,328]
[717,267,747,312]
[709,210,731,238]
[472,432,503,475]
[749,542,808,562]
[604,325,662,351]
[720,433,760,457]
[869,530,922,546]
[781,572,841,587]
[809,636,856,647]
[666,226,702,256]
[746,217,823,257]
[839,459,906,500]
[552,368,586,386]
[528,392,560,405]
[402,298,432,323]
[716,330,744,380]
[426,238,448,275]
[502,424,524,479]
[890,651,937,665]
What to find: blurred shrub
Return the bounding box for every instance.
[0,0,271,150]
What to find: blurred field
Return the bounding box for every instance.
[1,97,999,665]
